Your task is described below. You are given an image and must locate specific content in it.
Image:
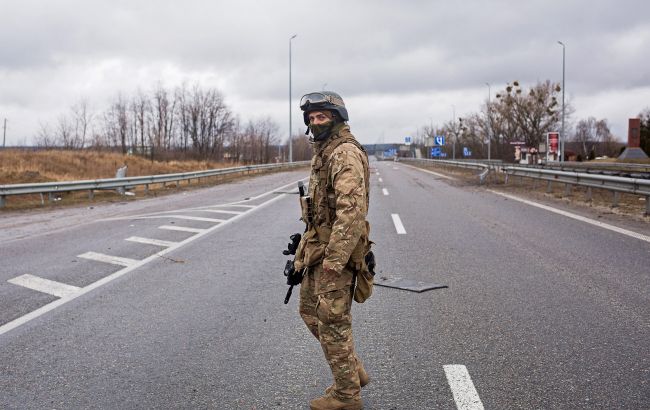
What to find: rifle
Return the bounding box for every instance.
[282,181,309,304]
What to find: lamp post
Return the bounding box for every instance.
[485,82,491,161]
[451,105,456,160]
[558,41,566,162]
[289,34,297,162]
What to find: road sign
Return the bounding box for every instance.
[434,136,445,146]
[463,147,471,157]
[405,136,412,146]
[431,147,442,157]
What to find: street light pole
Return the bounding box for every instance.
[451,105,456,160]
[558,41,566,162]
[289,34,297,162]
[485,83,491,161]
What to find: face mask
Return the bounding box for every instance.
[310,120,335,141]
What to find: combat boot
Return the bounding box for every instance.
[325,364,369,394]
[309,393,363,410]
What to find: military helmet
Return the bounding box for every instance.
[299,91,349,125]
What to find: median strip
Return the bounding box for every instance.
[125,236,178,247]
[77,251,139,267]
[8,274,81,299]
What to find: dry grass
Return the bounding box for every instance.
[0,149,235,184]
[0,149,289,211]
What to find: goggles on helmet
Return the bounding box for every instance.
[299,92,344,111]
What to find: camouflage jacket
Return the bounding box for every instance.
[295,123,370,294]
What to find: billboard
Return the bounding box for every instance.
[548,132,559,154]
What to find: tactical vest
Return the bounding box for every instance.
[296,125,371,272]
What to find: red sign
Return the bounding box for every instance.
[548,132,559,154]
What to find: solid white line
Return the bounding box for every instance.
[382,188,389,196]
[125,236,178,247]
[391,213,406,234]
[8,274,81,298]
[378,177,383,183]
[401,163,455,180]
[0,177,307,337]
[444,365,484,410]
[488,190,650,244]
[77,251,139,267]
[158,225,205,233]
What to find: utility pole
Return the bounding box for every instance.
[558,41,566,162]
[289,34,297,163]
[485,83,491,161]
[2,118,6,148]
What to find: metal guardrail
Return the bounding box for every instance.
[504,166,650,215]
[399,158,492,184]
[0,161,310,208]
[518,162,650,178]
[397,157,649,216]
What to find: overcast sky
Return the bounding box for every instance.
[1,0,649,146]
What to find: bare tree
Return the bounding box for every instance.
[573,117,614,159]
[35,122,56,148]
[70,99,93,149]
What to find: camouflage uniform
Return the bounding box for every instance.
[295,122,370,402]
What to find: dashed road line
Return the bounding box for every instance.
[391,213,407,234]
[158,225,205,233]
[0,178,307,337]
[444,365,484,410]
[125,236,178,247]
[488,190,650,244]
[378,177,383,183]
[8,274,81,299]
[382,188,389,196]
[77,251,139,267]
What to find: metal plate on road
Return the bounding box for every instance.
[375,277,448,293]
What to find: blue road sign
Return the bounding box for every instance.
[405,136,412,145]
[463,147,472,157]
[434,136,445,146]
[431,147,442,157]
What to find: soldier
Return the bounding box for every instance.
[293,91,371,410]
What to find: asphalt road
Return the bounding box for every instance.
[1,161,648,409]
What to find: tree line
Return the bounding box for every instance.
[413,80,628,161]
[35,83,312,163]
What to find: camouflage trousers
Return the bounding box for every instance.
[299,265,362,400]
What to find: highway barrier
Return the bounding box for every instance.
[0,161,310,208]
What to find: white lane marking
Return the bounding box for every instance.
[158,225,205,233]
[0,178,307,337]
[391,213,407,234]
[393,167,399,170]
[488,190,650,244]
[218,204,256,208]
[444,365,484,410]
[77,251,139,267]
[382,188,389,196]
[8,274,81,299]
[378,177,383,183]
[200,209,244,215]
[401,163,455,180]
[125,236,178,247]
[133,215,225,223]
[376,172,380,176]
